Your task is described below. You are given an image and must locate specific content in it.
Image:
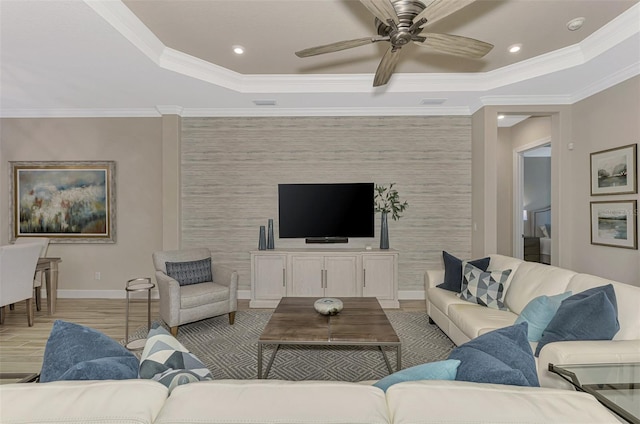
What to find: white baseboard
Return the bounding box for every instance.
[398,290,426,300]
[52,289,423,301]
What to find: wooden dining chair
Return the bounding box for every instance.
[14,237,50,311]
[0,243,42,326]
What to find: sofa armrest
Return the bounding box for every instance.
[424,269,445,290]
[537,339,640,389]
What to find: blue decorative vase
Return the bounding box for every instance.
[267,219,275,249]
[258,226,267,250]
[380,212,389,249]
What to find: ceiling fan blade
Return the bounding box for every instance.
[373,47,401,87]
[295,37,377,57]
[413,0,475,27]
[416,33,493,58]
[360,0,398,25]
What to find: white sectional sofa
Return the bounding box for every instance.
[425,254,640,388]
[0,378,623,424]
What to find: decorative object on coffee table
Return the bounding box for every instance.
[314,297,344,315]
[374,183,408,249]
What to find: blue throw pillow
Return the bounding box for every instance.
[437,251,490,292]
[535,284,619,357]
[448,322,539,387]
[165,258,212,286]
[373,359,460,392]
[40,320,139,382]
[515,291,572,342]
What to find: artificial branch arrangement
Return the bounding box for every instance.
[374,183,408,220]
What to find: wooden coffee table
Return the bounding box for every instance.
[257,297,401,379]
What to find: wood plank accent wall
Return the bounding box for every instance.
[181,116,472,293]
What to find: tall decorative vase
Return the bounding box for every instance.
[258,226,267,250]
[267,219,275,249]
[380,212,389,250]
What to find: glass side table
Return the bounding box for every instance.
[549,362,640,424]
[124,277,155,350]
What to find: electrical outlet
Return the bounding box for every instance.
[94,272,101,280]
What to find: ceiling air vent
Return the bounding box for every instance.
[253,100,277,106]
[420,98,447,105]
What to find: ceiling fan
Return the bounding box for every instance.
[295,0,494,87]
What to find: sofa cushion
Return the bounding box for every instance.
[0,380,168,424]
[515,291,573,342]
[373,359,460,392]
[448,322,539,387]
[535,284,620,357]
[155,380,390,424]
[503,262,577,315]
[448,303,518,340]
[458,263,510,310]
[385,380,620,424]
[438,251,490,292]
[139,325,213,392]
[180,282,230,309]
[40,320,139,383]
[165,258,212,286]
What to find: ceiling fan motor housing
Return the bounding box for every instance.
[376,0,427,47]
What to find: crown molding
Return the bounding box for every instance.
[155,105,184,116]
[85,1,640,95]
[0,108,161,118]
[180,106,472,117]
[570,61,640,104]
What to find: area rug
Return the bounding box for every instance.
[131,311,455,381]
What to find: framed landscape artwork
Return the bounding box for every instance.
[590,200,637,249]
[590,143,637,195]
[10,161,116,243]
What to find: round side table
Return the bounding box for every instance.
[124,277,155,350]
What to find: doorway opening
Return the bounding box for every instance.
[514,139,552,262]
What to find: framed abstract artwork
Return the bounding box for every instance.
[590,200,637,249]
[590,144,637,195]
[10,161,116,243]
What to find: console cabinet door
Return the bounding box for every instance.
[290,256,324,297]
[324,256,358,297]
[253,254,287,300]
[362,254,396,299]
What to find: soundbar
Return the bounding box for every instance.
[305,237,348,244]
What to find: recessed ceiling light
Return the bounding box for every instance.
[508,44,522,54]
[232,45,245,55]
[567,17,585,31]
[498,114,505,120]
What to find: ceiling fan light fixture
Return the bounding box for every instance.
[232,45,245,55]
[508,44,522,54]
[567,17,585,31]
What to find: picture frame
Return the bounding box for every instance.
[590,200,637,249]
[10,161,116,243]
[590,143,637,195]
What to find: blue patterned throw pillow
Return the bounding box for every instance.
[165,258,212,286]
[40,320,139,382]
[457,262,511,310]
[139,325,213,392]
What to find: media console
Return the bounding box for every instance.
[250,248,399,309]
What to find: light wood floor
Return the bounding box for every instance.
[0,298,425,374]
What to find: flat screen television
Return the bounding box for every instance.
[278,183,374,243]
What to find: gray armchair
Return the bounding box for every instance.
[152,248,238,336]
